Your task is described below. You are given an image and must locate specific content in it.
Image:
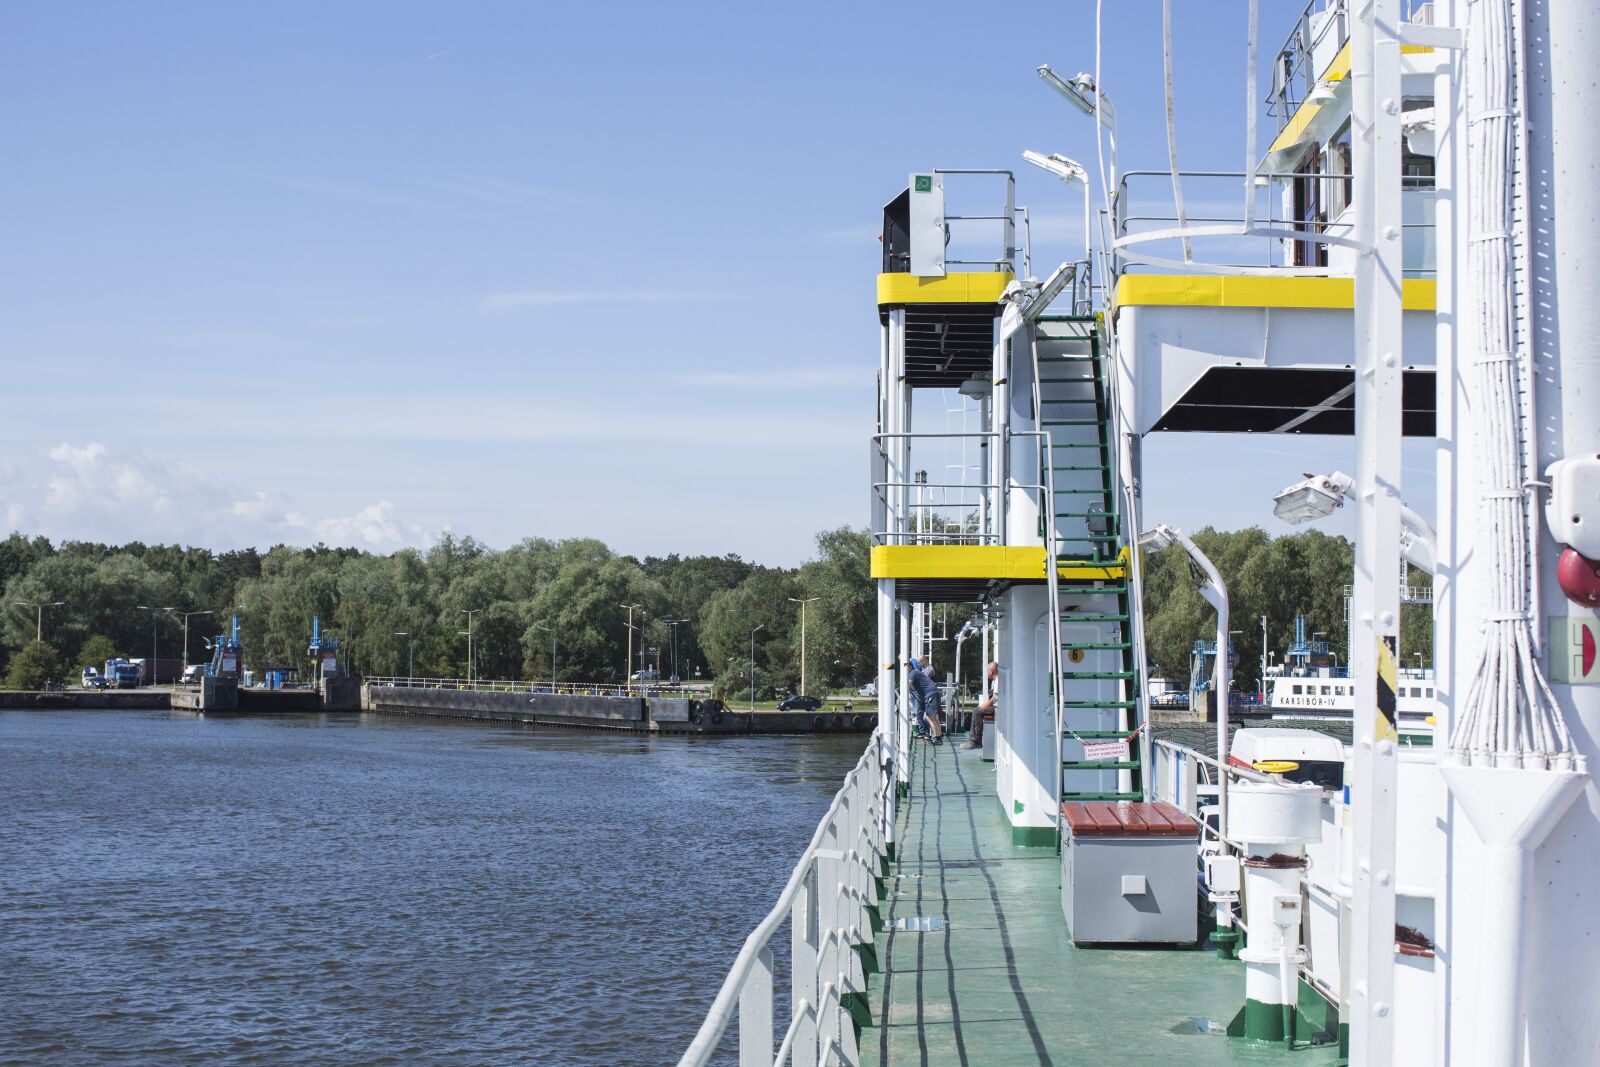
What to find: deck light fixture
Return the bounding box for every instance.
[1036,66,1113,124]
[1274,469,1437,572]
[957,375,992,399]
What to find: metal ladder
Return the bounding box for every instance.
[1033,317,1145,806]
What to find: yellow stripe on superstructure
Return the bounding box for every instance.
[876,272,1014,307]
[869,544,1126,582]
[1115,275,1436,312]
[1268,41,1436,156]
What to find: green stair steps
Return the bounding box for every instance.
[1038,330,1147,807]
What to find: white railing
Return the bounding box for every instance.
[679,732,888,1067]
[361,676,709,698]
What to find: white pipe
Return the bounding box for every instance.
[1152,525,1230,836]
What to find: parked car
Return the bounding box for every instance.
[777,694,823,712]
[857,681,877,697]
[180,664,206,684]
[81,668,109,690]
[630,668,661,682]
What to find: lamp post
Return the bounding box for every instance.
[136,605,174,685]
[1138,526,1229,831]
[459,608,481,686]
[14,600,64,644]
[664,619,687,684]
[1022,150,1092,265]
[787,597,820,697]
[620,603,642,691]
[534,622,557,689]
[1036,65,1118,194]
[174,609,214,672]
[749,623,765,711]
[394,632,414,682]
[1260,615,1269,702]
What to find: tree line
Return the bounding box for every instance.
[0,525,1426,694]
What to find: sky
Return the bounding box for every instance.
[0,1,1434,565]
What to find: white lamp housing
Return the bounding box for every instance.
[1272,471,1353,525]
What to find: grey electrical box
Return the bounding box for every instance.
[1061,801,1201,944]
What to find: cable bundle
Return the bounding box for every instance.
[1447,0,1578,770]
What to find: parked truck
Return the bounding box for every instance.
[104,658,142,688]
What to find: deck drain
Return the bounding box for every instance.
[1170,1017,1227,1036]
[890,916,947,932]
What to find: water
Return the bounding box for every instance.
[0,710,865,1066]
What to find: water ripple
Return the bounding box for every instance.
[0,710,862,1066]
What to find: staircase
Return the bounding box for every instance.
[1033,316,1146,806]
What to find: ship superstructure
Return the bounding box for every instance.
[681,1,1600,1064]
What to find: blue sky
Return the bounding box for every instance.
[0,1,1432,564]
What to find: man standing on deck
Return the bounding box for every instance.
[964,661,998,750]
[908,658,944,745]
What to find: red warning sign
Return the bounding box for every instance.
[1550,617,1600,684]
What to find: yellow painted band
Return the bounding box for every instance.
[1115,275,1436,312]
[877,272,1014,306]
[870,544,1126,581]
[1268,41,1436,156]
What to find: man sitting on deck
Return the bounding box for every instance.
[963,660,998,750]
[908,658,944,745]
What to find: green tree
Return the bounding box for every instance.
[5,640,61,690]
[76,635,123,671]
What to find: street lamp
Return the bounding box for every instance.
[620,603,642,690]
[749,622,765,711]
[136,605,175,685]
[1022,149,1092,264]
[174,609,214,673]
[1272,470,1438,573]
[1036,65,1118,189]
[787,597,820,697]
[394,632,414,683]
[1138,525,1230,834]
[663,618,688,684]
[533,622,558,690]
[13,600,64,643]
[459,608,481,686]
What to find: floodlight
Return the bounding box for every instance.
[1022,149,1088,188]
[1306,81,1338,106]
[1037,65,1102,118]
[1272,471,1353,525]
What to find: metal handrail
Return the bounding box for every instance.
[679,732,887,1067]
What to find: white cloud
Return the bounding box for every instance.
[0,442,430,552]
[479,288,724,309]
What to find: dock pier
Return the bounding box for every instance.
[360,681,874,735]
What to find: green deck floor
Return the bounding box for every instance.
[858,739,1341,1066]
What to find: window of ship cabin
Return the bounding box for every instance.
[1293,684,1303,695]
[1325,120,1353,218]
[1292,146,1326,268]
[1321,685,1332,696]
[1426,687,1434,697]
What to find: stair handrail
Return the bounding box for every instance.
[1025,324,1070,841]
[1096,309,1155,799]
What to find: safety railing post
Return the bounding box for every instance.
[816,849,839,1065]
[739,945,774,1067]
[792,862,819,1067]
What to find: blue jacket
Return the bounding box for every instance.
[908,665,942,715]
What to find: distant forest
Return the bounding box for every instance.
[0,526,1428,693]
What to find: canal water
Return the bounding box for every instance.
[0,709,865,1066]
